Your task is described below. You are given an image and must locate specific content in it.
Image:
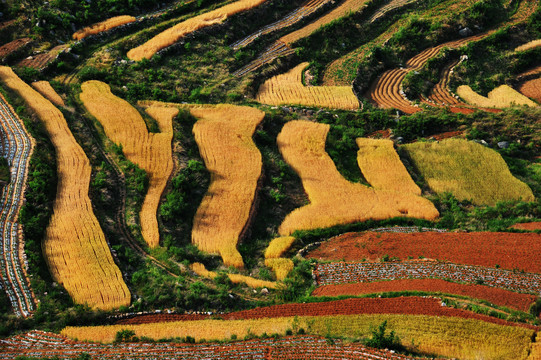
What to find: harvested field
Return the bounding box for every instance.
[511,222,541,231]
[402,138,534,206]
[312,279,537,312]
[72,15,136,40]
[0,332,416,360]
[256,62,359,110]
[457,84,538,108]
[306,231,541,272]
[231,0,332,50]
[518,77,541,104]
[515,39,541,52]
[0,90,35,317]
[234,0,370,76]
[191,262,277,289]
[128,0,269,60]
[356,138,420,194]
[0,67,130,311]
[31,81,64,106]
[190,105,264,268]
[80,81,177,248]
[314,261,541,294]
[17,45,68,71]
[0,38,31,59]
[276,121,438,235]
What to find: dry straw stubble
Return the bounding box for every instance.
[127,0,268,60]
[72,15,136,40]
[0,67,130,310]
[190,105,264,268]
[276,121,439,236]
[256,62,359,110]
[80,80,177,248]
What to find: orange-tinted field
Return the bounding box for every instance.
[312,279,537,312]
[511,222,541,231]
[306,231,541,272]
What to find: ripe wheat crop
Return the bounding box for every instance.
[31,81,65,106]
[356,138,420,195]
[276,121,438,235]
[403,138,535,206]
[191,262,277,289]
[190,105,264,268]
[0,67,130,310]
[127,0,268,60]
[514,39,541,52]
[264,236,295,259]
[457,85,538,108]
[80,81,177,248]
[72,15,136,40]
[264,258,294,280]
[256,62,359,110]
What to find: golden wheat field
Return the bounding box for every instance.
[276,121,439,235]
[402,138,535,206]
[280,0,369,45]
[61,313,534,360]
[264,258,294,281]
[191,262,277,289]
[256,62,359,110]
[31,81,65,106]
[264,236,295,259]
[127,0,268,60]
[80,80,177,248]
[514,39,541,52]
[190,105,264,269]
[457,84,538,108]
[356,138,421,195]
[72,15,136,40]
[0,67,130,310]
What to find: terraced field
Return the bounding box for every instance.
[72,15,136,40]
[0,38,32,59]
[0,91,35,317]
[16,45,69,71]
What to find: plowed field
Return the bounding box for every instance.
[312,279,537,312]
[306,231,541,272]
[511,222,541,231]
[0,38,31,59]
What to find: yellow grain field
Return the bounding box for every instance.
[515,39,541,52]
[191,262,277,289]
[276,121,439,236]
[280,0,369,45]
[61,313,534,360]
[529,337,541,360]
[79,80,177,248]
[190,105,264,268]
[72,15,136,40]
[457,84,538,108]
[402,138,535,206]
[256,62,359,110]
[264,236,295,259]
[0,67,130,310]
[356,138,421,195]
[127,0,268,60]
[264,258,294,280]
[31,81,65,106]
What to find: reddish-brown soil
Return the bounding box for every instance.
[0,38,31,58]
[115,297,537,329]
[306,231,541,273]
[431,131,464,140]
[17,45,68,70]
[511,222,541,231]
[518,78,541,104]
[312,279,537,312]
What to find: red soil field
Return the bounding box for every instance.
[518,77,541,104]
[115,297,537,329]
[511,222,541,231]
[306,231,541,273]
[0,38,31,58]
[312,279,537,312]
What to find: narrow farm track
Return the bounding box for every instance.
[0,331,416,360]
[0,94,35,317]
[231,0,332,50]
[315,261,541,294]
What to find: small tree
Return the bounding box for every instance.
[114,329,138,343]
[365,321,403,351]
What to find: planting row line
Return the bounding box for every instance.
[0,331,415,359]
[0,94,35,317]
[315,262,541,295]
